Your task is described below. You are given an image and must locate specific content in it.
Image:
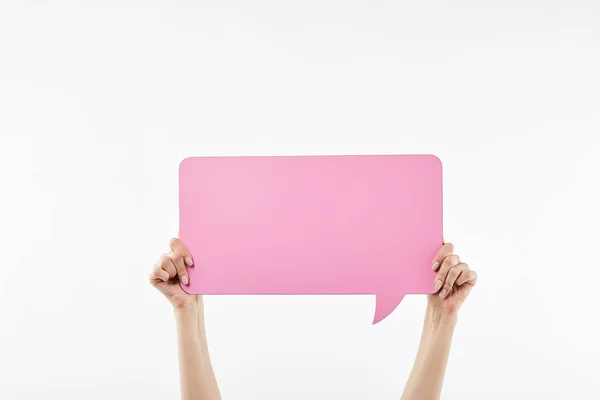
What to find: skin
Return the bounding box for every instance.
[401,242,478,400]
[149,238,221,400]
[150,239,476,400]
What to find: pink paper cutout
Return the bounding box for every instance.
[179,155,442,324]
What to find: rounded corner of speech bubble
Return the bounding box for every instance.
[179,280,194,295]
[372,293,406,325]
[426,153,442,166]
[179,156,195,173]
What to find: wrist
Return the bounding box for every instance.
[425,304,458,328]
[173,298,199,315]
[173,299,207,339]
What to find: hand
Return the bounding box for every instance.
[149,237,199,310]
[428,243,477,316]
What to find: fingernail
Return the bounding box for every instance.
[185,257,193,267]
[439,289,447,298]
[432,261,439,271]
[181,275,188,285]
[434,280,443,291]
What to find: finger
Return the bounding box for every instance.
[157,254,177,279]
[167,251,189,285]
[432,243,454,271]
[170,237,194,267]
[457,270,477,286]
[150,265,169,283]
[439,263,469,298]
[433,254,460,292]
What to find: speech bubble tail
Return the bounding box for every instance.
[373,293,405,325]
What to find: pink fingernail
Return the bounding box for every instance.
[434,280,443,291]
[432,261,440,271]
[181,275,189,285]
[185,257,193,267]
[439,289,447,298]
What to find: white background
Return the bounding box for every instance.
[1,1,599,399]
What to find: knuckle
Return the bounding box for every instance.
[151,268,164,279]
[447,267,460,280]
[167,254,186,272]
[159,254,170,264]
[158,258,174,273]
[170,252,184,264]
[169,237,179,249]
[442,254,459,269]
[443,242,454,254]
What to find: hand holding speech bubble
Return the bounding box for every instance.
[179,155,442,324]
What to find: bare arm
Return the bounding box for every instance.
[150,238,221,400]
[175,298,221,400]
[401,243,477,400]
[401,306,457,400]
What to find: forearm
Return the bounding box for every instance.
[401,306,458,400]
[174,302,221,400]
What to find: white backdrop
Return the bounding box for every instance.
[1,1,599,399]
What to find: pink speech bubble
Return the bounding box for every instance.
[179,155,442,324]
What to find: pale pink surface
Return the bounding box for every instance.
[179,155,442,324]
